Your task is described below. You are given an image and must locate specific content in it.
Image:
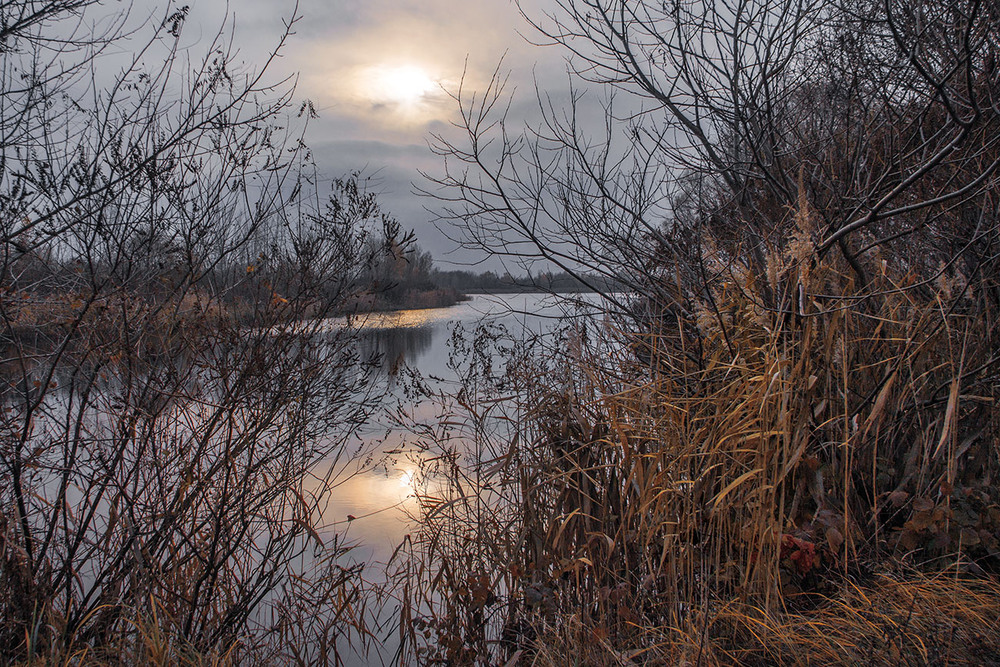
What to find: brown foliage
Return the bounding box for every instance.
[395,203,999,663]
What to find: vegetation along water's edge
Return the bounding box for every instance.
[3,0,999,665]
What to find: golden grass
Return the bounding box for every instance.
[521,572,1000,666]
[395,201,999,664]
[11,604,237,667]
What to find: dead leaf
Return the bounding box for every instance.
[825,526,844,552]
[888,490,910,507]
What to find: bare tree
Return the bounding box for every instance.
[408,1,1000,662]
[1,2,394,661]
[427,0,1000,312]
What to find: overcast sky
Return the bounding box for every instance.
[173,0,574,269]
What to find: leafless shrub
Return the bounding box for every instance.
[1,2,396,662]
[405,0,1000,663]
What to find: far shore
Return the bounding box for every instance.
[354,287,605,311]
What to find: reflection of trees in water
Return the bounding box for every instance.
[359,325,435,375]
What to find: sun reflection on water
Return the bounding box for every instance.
[349,307,449,330]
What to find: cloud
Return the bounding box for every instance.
[210,0,590,265]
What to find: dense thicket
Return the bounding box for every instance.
[0,3,389,662]
[404,0,1000,663]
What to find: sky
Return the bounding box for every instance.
[179,0,574,269]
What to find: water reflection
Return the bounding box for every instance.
[358,325,434,375]
[328,294,603,542]
[346,307,467,330]
[320,294,608,665]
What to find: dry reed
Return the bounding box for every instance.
[395,212,999,664]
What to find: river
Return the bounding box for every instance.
[302,291,608,664]
[311,292,596,559]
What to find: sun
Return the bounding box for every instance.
[365,64,437,108]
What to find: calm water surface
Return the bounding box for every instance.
[306,292,612,664]
[311,292,588,559]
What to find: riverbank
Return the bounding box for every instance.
[341,287,470,314]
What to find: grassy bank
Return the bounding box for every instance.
[394,211,1000,665]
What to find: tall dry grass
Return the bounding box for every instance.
[9,601,238,667]
[395,209,999,664]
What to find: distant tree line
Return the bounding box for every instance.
[345,230,466,311]
[430,267,624,294]
[346,239,626,311]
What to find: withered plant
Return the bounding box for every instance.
[0,2,399,663]
[402,0,1000,663]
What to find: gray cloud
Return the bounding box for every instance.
[174,0,589,267]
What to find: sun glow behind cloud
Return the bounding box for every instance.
[366,64,437,106]
[284,2,528,138]
[347,62,448,124]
